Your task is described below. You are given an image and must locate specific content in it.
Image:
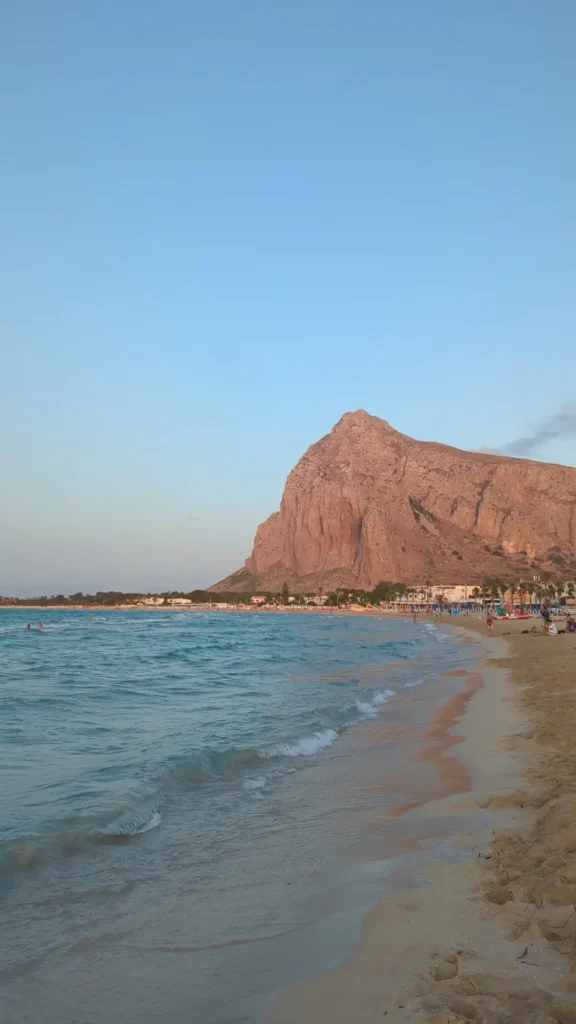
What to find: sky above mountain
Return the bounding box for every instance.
[2,1,575,594]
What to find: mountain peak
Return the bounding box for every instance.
[335,409,392,431]
[211,419,576,593]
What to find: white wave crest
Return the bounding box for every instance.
[355,699,379,717]
[354,689,396,717]
[243,776,267,791]
[265,729,339,758]
[135,810,163,833]
[372,689,396,705]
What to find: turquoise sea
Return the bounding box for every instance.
[0,609,481,1023]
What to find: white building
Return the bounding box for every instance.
[427,584,480,603]
[400,584,482,604]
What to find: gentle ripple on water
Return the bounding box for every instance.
[0,608,483,1024]
[0,609,453,865]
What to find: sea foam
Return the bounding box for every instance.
[265,729,339,758]
[354,689,395,717]
[136,811,163,833]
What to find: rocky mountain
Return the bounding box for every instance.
[210,411,576,593]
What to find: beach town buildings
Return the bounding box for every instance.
[415,584,480,603]
[388,584,478,605]
[392,584,487,605]
[400,583,546,605]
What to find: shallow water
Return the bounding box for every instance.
[0,609,481,1023]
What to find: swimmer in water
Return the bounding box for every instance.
[26,624,31,630]
[38,622,45,631]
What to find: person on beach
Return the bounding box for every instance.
[486,614,494,634]
[540,598,551,634]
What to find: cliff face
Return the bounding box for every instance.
[211,411,576,592]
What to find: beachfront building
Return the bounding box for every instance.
[395,584,481,606]
[427,584,479,603]
[250,595,267,604]
[140,596,164,606]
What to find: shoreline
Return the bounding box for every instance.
[0,603,509,622]
[1,605,491,1024]
[0,603,413,612]
[6,608,575,1019]
[264,623,576,1023]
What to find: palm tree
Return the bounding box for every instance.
[518,581,530,612]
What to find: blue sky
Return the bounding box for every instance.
[2,1,575,595]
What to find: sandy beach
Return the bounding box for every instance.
[264,617,576,1023]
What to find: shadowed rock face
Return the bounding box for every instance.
[211,411,576,592]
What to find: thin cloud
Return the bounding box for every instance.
[488,403,576,458]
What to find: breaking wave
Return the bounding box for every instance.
[2,684,402,877]
[265,729,339,757]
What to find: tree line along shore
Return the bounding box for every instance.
[2,575,574,610]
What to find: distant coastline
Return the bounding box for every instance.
[2,578,565,613]
[0,603,401,615]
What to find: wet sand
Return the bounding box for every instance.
[265,619,576,1023]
